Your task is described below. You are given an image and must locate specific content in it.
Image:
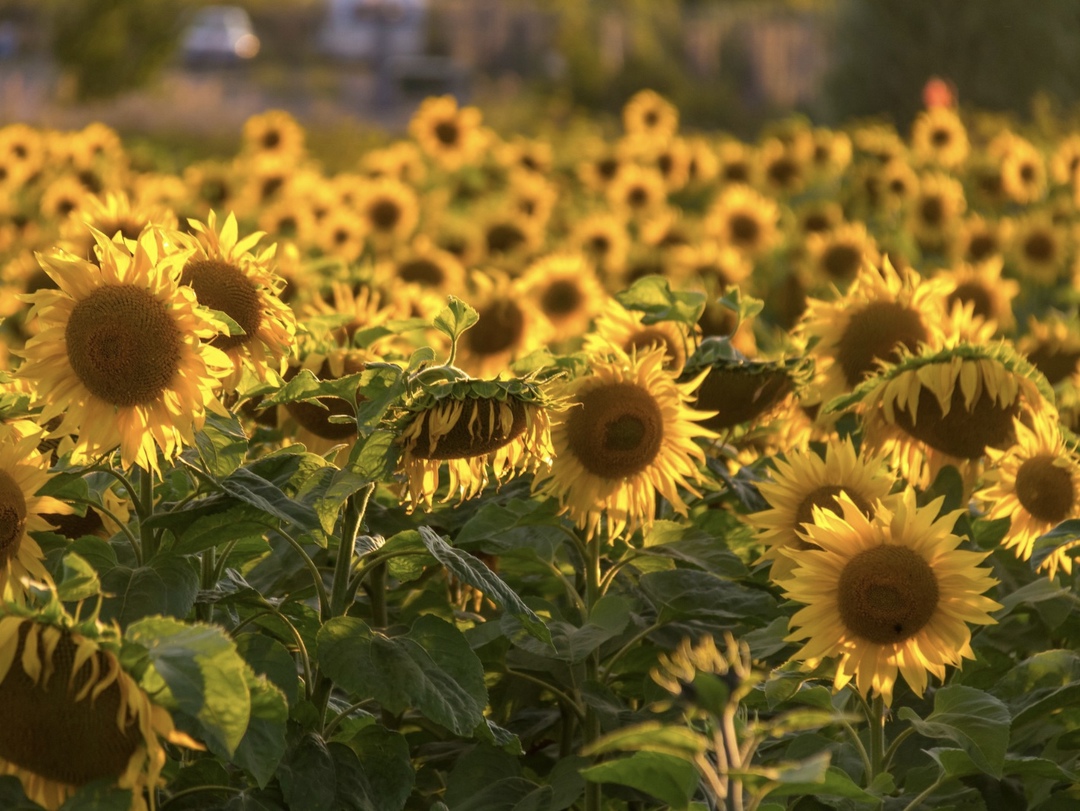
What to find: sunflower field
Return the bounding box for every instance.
[1,88,1080,811]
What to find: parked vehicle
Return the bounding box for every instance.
[317,0,428,64]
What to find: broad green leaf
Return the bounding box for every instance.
[338,726,414,811]
[56,551,101,601]
[995,576,1070,617]
[639,569,778,626]
[445,744,522,808]
[232,668,288,788]
[564,594,631,662]
[278,733,336,811]
[448,778,543,811]
[293,465,373,535]
[757,761,878,801]
[433,295,479,341]
[221,467,322,532]
[581,751,699,810]
[406,615,488,711]
[100,553,200,626]
[346,429,400,482]
[455,498,566,561]
[896,685,1010,778]
[615,275,706,326]
[170,504,275,556]
[195,410,249,478]
[927,748,1079,782]
[126,616,251,757]
[235,633,300,707]
[353,364,407,432]
[0,775,40,810]
[419,527,552,644]
[582,721,707,760]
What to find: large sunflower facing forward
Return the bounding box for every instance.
[534,346,716,539]
[842,342,1054,490]
[0,426,71,600]
[750,438,897,581]
[19,229,230,473]
[778,489,1000,706]
[0,603,199,809]
[978,416,1080,579]
[182,211,296,391]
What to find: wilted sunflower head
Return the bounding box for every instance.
[779,488,1001,706]
[0,601,200,809]
[839,341,1055,490]
[397,374,557,511]
[685,349,806,437]
[533,345,717,540]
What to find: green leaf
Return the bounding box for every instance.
[582,721,707,760]
[758,761,878,801]
[896,685,1011,778]
[221,467,322,532]
[615,275,706,326]
[581,751,699,809]
[125,616,251,757]
[455,498,567,561]
[195,410,249,478]
[927,748,1079,782]
[171,504,276,556]
[406,615,488,711]
[293,465,373,535]
[59,781,133,811]
[236,633,300,707]
[639,569,778,626]
[232,668,288,788]
[418,527,552,645]
[433,295,480,341]
[99,553,200,626]
[56,551,101,602]
[336,726,414,811]
[564,594,631,662]
[316,616,486,736]
[353,364,407,432]
[346,429,400,483]
[995,576,1070,617]
[0,776,39,810]
[278,732,336,811]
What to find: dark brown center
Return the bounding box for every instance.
[892,379,1019,460]
[565,381,664,479]
[837,545,940,644]
[835,301,928,388]
[1015,454,1075,524]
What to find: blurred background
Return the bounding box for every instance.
[2,0,1080,169]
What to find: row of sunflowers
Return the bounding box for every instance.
[0,88,1078,809]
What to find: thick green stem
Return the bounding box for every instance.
[197,545,216,623]
[275,527,331,620]
[583,531,603,811]
[330,485,374,618]
[367,562,388,629]
[867,694,886,781]
[138,467,157,560]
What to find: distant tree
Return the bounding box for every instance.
[48,0,186,101]
[825,0,1080,127]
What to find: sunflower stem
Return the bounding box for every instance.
[330,485,374,618]
[867,694,886,782]
[197,545,216,622]
[138,467,157,560]
[275,526,331,621]
[583,530,603,811]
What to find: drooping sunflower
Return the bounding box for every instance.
[622,89,679,140]
[533,345,717,540]
[800,259,946,403]
[705,184,780,259]
[519,253,608,340]
[0,426,71,600]
[778,488,1001,706]
[397,375,557,512]
[0,603,200,809]
[749,437,897,581]
[978,416,1080,579]
[910,106,970,169]
[18,229,230,473]
[688,355,803,437]
[408,95,487,171]
[842,341,1055,489]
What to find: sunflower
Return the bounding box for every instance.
[978,416,1080,579]
[639,207,694,251]
[950,214,1011,266]
[0,603,200,809]
[800,259,946,403]
[57,191,177,261]
[454,271,550,378]
[803,220,881,288]
[479,212,543,268]
[844,341,1054,490]
[908,172,966,254]
[622,89,679,140]
[409,95,487,171]
[585,298,695,374]
[534,345,716,540]
[257,197,317,248]
[506,170,558,228]
[936,257,1018,334]
[241,108,307,164]
[18,228,230,473]
[182,211,296,391]
[0,123,46,183]
[715,139,756,185]
[689,355,802,436]
[749,437,897,581]
[910,106,970,169]
[778,488,1000,706]
[519,253,607,340]
[39,175,89,222]
[1051,133,1080,188]
[877,158,920,212]
[569,213,630,279]
[999,135,1046,205]
[793,200,845,238]
[668,240,752,291]
[361,141,428,186]
[605,163,668,220]
[374,236,466,296]
[355,177,420,251]
[182,159,239,217]
[314,207,367,261]
[0,426,71,600]
[685,136,720,186]
[397,376,556,511]
[705,184,780,259]
[758,136,807,196]
[1009,214,1067,285]
[278,346,369,460]
[1017,313,1080,386]
[807,127,852,180]
[497,136,553,176]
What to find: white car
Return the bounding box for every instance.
[181,5,261,66]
